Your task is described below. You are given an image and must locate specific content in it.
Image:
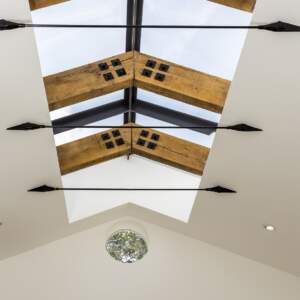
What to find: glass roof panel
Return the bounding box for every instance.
[54,114,124,146]
[31,0,127,76]
[141,0,252,80]
[50,91,124,120]
[137,89,221,123]
[64,155,200,223]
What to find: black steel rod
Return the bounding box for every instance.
[28,185,236,193]
[26,24,258,29]
[6,122,262,132]
[2,20,300,32]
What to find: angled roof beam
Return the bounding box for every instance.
[208,0,256,12]
[134,52,230,114]
[29,0,69,10]
[57,127,131,175]
[131,126,209,175]
[57,124,209,175]
[44,52,134,111]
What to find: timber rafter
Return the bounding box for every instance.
[29,0,69,10]
[45,51,230,113]
[57,124,209,176]
[208,0,256,12]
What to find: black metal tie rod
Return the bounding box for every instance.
[1,20,300,32]
[28,185,236,193]
[6,122,262,133]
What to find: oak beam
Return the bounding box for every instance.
[57,128,131,175]
[132,126,209,175]
[208,0,256,12]
[57,124,209,176]
[134,52,230,113]
[29,0,69,10]
[44,52,134,111]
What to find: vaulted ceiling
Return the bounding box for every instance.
[2,0,300,277]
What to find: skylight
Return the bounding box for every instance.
[31,0,253,223]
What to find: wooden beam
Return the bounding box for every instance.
[57,124,209,176]
[29,0,69,10]
[132,126,209,175]
[208,0,256,12]
[134,52,230,114]
[44,52,134,111]
[57,128,131,175]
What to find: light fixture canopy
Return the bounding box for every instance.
[106,229,148,263]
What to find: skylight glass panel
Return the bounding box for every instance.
[54,114,124,146]
[50,91,124,120]
[141,0,252,80]
[137,89,221,123]
[64,156,201,223]
[31,0,127,76]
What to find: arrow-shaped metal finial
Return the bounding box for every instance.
[0,19,24,31]
[7,122,46,131]
[28,185,58,192]
[204,186,237,193]
[258,21,300,32]
[225,123,262,132]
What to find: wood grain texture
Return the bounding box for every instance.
[208,0,256,12]
[132,126,209,175]
[29,0,69,10]
[57,124,209,176]
[134,52,230,113]
[44,52,134,111]
[57,128,131,175]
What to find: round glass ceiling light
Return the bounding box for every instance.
[106,229,148,263]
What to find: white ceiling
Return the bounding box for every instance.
[1,0,300,278]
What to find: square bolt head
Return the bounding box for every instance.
[103,72,114,81]
[101,133,111,141]
[112,130,121,137]
[137,138,146,146]
[140,130,150,138]
[98,62,109,71]
[159,63,170,72]
[116,68,127,77]
[147,142,157,150]
[146,60,157,69]
[155,73,166,82]
[115,138,125,146]
[111,59,122,67]
[142,69,153,78]
[151,133,160,141]
[105,141,115,149]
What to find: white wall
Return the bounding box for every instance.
[0,219,299,300]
